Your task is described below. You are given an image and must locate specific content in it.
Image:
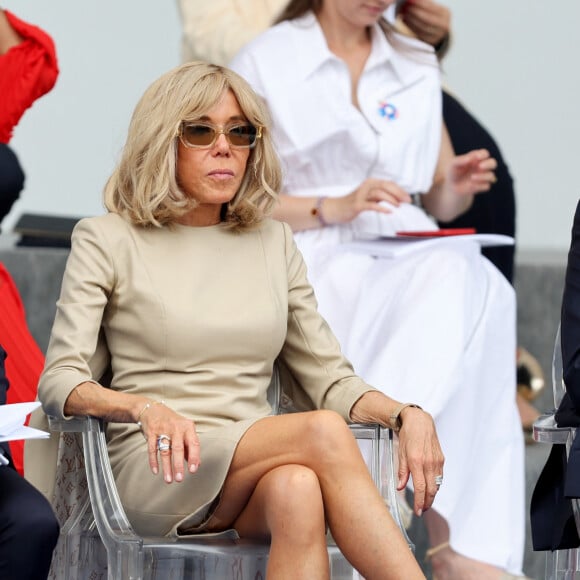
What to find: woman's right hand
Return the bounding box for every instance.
[324,178,411,225]
[139,401,201,484]
[398,0,451,49]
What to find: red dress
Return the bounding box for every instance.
[0,264,45,475]
[0,11,57,472]
[0,10,59,143]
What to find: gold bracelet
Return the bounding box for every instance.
[389,403,423,432]
[136,400,165,427]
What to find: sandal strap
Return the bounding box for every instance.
[425,541,450,561]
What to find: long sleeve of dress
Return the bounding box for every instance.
[277,222,376,418]
[38,218,114,419]
[0,10,59,143]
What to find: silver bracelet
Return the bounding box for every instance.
[389,402,423,432]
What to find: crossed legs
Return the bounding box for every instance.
[206,409,424,580]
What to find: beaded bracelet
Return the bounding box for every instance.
[389,402,423,432]
[310,196,329,227]
[136,400,165,427]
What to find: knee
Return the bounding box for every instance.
[264,465,323,527]
[3,492,60,549]
[26,505,60,549]
[301,410,355,462]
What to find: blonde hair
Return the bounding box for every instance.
[104,61,281,229]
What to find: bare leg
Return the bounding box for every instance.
[234,464,329,579]
[424,510,511,579]
[207,410,424,580]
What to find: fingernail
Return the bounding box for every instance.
[165,474,172,483]
[190,464,197,473]
[152,467,158,475]
[417,509,422,517]
[176,473,183,482]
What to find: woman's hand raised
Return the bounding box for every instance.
[398,0,451,49]
[446,148,497,198]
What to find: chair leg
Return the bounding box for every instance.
[106,544,145,580]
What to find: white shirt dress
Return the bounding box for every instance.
[230,12,525,574]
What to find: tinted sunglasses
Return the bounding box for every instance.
[179,122,262,149]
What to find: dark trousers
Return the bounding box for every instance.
[0,465,59,580]
[0,143,25,226]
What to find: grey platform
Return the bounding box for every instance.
[0,241,567,580]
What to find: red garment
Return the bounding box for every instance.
[0,263,45,475]
[0,10,59,143]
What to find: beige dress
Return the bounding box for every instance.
[36,213,373,536]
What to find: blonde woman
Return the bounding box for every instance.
[37,61,443,579]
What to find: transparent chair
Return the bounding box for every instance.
[533,324,580,579]
[47,368,413,580]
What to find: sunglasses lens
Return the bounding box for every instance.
[228,125,258,147]
[183,125,216,146]
[181,124,259,148]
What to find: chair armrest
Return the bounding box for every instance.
[49,414,142,547]
[47,414,92,433]
[349,423,413,550]
[80,416,142,549]
[533,412,575,445]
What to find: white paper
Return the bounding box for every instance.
[0,401,49,442]
[343,234,514,259]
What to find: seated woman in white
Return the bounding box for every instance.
[230,0,527,578]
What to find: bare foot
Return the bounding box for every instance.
[428,543,513,580]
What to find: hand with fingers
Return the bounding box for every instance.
[446,148,498,197]
[395,406,445,517]
[324,178,411,224]
[397,0,451,49]
[138,401,201,483]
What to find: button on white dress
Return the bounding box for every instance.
[231,12,525,574]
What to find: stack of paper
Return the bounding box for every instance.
[344,233,515,259]
[0,401,49,442]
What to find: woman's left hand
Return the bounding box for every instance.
[399,0,451,48]
[396,406,445,516]
[446,148,497,197]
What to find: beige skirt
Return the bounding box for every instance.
[110,416,262,537]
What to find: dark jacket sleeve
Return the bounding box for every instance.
[0,344,14,464]
[560,199,580,418]
[531,199,580,551]
[0,345,8,405]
